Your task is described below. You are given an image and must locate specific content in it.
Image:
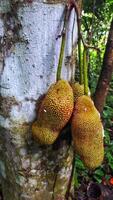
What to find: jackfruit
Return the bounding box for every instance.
[32,121,59,145]
[37,80,74,131]
[71,82,84,102]
[71,95,104,169]
[71,82,90,102]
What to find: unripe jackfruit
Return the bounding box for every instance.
[71,82,84,102]
[32,80,74,144]
[71,82,90,102]
[71,95,104,169]
[32,122,59,145]
[38,80,74,131]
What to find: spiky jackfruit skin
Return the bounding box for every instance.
[32,122,59,145]
[71,95,104,169]
[37,80,74,131]
[71,82,84,102]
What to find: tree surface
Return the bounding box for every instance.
[0,0,79,199]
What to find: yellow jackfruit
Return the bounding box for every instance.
[32,122,59,145]
[71,95,104,169]
[32,80,74,144]
[37,80,74,131]
[71,82,84,102]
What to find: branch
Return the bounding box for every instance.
[81,37,101,52]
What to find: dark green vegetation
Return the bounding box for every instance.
[74,0,113,190]
[82,0,113,94]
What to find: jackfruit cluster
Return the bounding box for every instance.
[71,95,104,169]
[32,80,74,145]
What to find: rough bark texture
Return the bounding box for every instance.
[94,19,113,113]
[0,1,78,199]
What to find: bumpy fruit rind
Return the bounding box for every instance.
[37,80,74,131]
[71,82,84,102]
[32,80,74,145]
[32,122,59,145]
[71,95,104,169]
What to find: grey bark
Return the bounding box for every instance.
[0,1,78,199]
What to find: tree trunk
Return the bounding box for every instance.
[94,18,113,114]
[0,1,79,199]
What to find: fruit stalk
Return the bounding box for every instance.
[78,38,83,85]
[56,6,70,81]
[83,47,89,95]
[56,32,66,81]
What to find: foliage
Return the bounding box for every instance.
[82,0,113,93]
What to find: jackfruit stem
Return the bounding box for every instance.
[71,1,83,85]
[56,33,66,81]
[56,6,69,81]
[78,37,83,85]
[83,47,89,95]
